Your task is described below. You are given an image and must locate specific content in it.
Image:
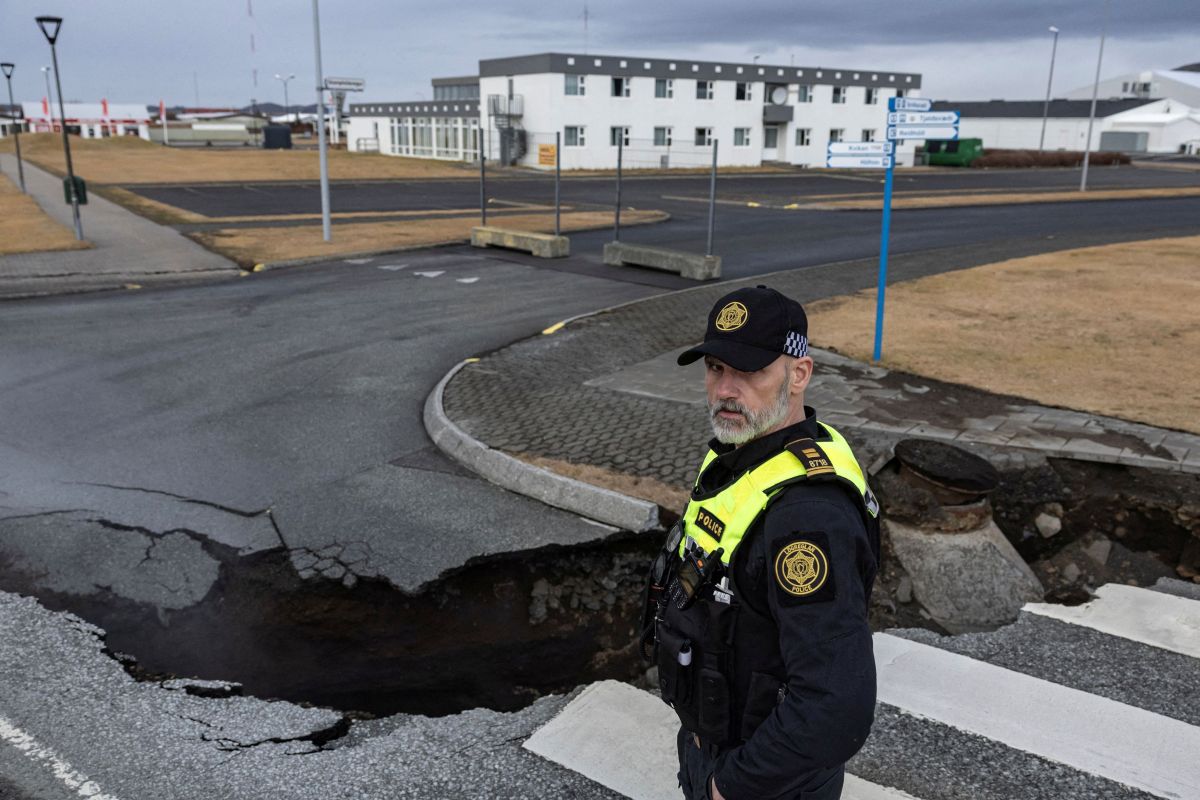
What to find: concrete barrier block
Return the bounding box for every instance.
[602,241,720,281]
[471,226,570,258]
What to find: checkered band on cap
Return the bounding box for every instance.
[784,331,809,357]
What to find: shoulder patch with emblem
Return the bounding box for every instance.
[772,531,836,605]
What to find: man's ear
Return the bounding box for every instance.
[791,356,814,394]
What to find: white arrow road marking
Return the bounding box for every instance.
[456,277,479,284]
[377,263,410,271]
[413,271,445,278]
[0,715,122,800]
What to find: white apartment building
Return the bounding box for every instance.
[348,52,922,169]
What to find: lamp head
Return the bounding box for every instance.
[1049,25,1059,34]
[36,16,64,45]
[1,63,14,79]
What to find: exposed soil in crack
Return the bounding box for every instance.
[2,456,1196,721]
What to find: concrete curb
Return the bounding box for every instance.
[424,361,661,533]
[248,212,671,273]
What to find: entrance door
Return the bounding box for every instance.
[762,125,780,161]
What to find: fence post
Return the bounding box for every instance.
[480,129,487,227]
[614,135,623,242]
[706,139,718,257]
[555,131,561,237]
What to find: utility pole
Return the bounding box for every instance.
[311,0,331,241]
[1080,0,1110,192]
[1039,26,1060,152]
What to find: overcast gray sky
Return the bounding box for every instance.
[1,1,1196,106]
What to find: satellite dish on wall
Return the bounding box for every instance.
[770,86,788,105]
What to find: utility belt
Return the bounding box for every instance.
[640,522,786,747]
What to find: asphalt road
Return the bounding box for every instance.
[130,164,1200,218]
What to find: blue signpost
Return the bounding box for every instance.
[873,97,958,361]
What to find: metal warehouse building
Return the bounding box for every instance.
[348,51,923,169]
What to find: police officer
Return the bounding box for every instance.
[643,285,881,800]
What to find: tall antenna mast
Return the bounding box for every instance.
[583,4,589,54]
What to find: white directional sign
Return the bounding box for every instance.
[888,111,960,126]
[890,97,932,112]
[828,141,895,156]
[826,155,893,169]
[887,125,960,140]
[324,76,365,92]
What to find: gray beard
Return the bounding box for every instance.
[708,374,791,446]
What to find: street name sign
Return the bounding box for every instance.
[889,97,932,112]
[324,77,365,92]
[888,111,960,126]
[887,125,960,140]
[828,141,894,156]
[826,155,893,169]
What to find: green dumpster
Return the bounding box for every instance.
[62,175,87,205]
[925,138,984,167]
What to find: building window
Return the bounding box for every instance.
[795,128,811,146]
[655,78,674,98]
[829,128,844,143]
[832,86,847,104]
[653,126,673,147]
[862,129,876,142]
[612,77,630,97]
[565,75,586,96]
[735,82,752,101]
[610,126,630,147]
[895,88,906,98]
[734,127,752,147]
[694,127,713,146]
[696,80,714,100]
[797,85,812,103]
[564,125,586,147]
[865,87,878,105]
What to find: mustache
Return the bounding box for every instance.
[710,399,749,419]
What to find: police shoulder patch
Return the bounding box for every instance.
[772,531,836,605]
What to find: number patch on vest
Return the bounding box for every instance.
[773,532,836,604]
[694,508,726,543]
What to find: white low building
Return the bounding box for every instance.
[1064,62,1200,108]
[931,98,1200,154]
[348,52,922,169]
[19,100,150,139]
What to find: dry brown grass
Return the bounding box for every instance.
[0,133,474,184]
[191,209,668,267]
[807,236,1200,433]
[0,173,91,255]
[805,186,1200,210]
[515,453,689,510]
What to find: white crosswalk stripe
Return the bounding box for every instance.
[1023,583,1200,659]
[523,584,1200,800]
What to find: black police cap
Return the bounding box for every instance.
[677,285,809,372]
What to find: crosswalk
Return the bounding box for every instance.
[523,581,1200,800]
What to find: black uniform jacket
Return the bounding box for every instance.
[700,410,878,800]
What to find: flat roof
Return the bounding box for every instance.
[931,98,1159,118]
[431,75,479,86]
[478,52,921,89]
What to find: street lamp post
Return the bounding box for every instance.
[1,63,27,192]
[274,72,295,125]
[35,16,83,240]
[1039,26,1060,152]
[1080,0,1111,192]
[311,0,331,241]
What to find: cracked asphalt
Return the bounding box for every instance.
[0,252,655,610]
